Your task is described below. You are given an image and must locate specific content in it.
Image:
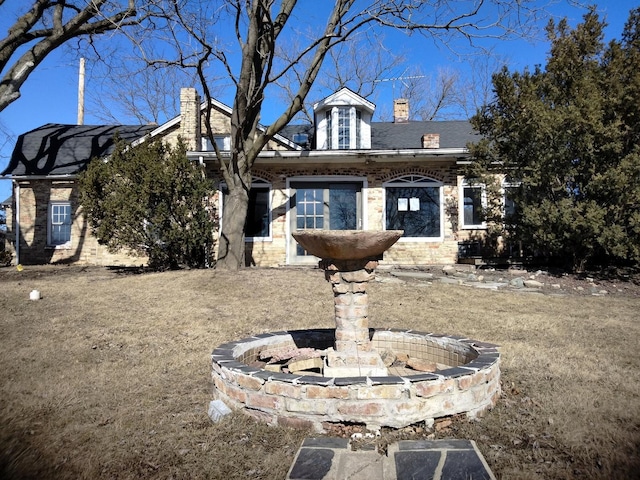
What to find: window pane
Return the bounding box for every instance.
[338,107,350,149]
[329,184,358,229]
[356,110,361,149]
[296,188,324,231]
[326,111,332,148]
[50,204,71,245]
[385,187,440,237]
[504,187,517,218]
[245,187,269,237]
[463,187,483,225]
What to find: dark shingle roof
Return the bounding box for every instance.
[370,120,478,149]
[278,124,315,149]
[278,120,478,150]
[2,123,155,176]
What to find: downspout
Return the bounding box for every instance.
[15,181,20,265]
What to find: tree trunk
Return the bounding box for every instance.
[216,138,255,270]
[216,186,249,270]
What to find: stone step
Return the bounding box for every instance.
[287,437,496,480]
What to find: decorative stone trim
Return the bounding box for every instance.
[212,329,500,432]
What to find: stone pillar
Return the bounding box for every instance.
[321,258,388,377]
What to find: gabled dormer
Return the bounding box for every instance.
[313,87,375,150]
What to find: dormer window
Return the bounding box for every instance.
[338,107,350,149]
[323,106,366,150]
[314,87,375,151]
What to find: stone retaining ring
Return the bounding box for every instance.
[211,328,501,433]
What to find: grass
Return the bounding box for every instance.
[0,265,638,479]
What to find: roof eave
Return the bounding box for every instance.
[2,174,78,181]
[187,148,468,165]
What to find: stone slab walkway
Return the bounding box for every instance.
[286,437,496,480]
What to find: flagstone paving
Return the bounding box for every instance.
[287,437,496,480]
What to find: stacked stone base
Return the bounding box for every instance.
[211,329,501,432]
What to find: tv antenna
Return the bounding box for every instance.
[374,73,427,99]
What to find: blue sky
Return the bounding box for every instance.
[0,1,635,203]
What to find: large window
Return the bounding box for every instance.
[221,178,271,240]
[384,175,442,239]
[246,181,271,239]
[48,202,72,246]
[289,180,363,262]
[462,183,485,228]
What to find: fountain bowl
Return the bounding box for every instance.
[292,230,403,260]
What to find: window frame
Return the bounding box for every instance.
[325,106,362,150]
[286,175,368,264]
[47,201,72,248]
[201,135,231,151]
[383,175,444,242]
[502,177,521,225]
[337,107,350,149]
[460,181,486,229]
[220,178,272,242]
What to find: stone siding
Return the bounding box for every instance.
[12,180,145,266]
[238,161,464,267]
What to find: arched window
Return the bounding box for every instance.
[383,175,443,239]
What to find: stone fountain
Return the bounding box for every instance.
[210,230,501,432]
[292,230,403,378]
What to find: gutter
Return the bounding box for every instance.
[187,147,469,164]
[4,174,78,181]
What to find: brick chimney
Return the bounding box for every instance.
[422,133,440,149]
[393,98,409,123]
[180,87,201,151]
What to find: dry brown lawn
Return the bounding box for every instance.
[0,265,638,479]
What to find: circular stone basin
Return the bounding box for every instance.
[211,329,501,432]
[292,230,403,260]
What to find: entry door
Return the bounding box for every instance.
[290,182,362,263]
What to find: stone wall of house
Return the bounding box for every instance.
[13,180,146,266]
[240,161,464,267]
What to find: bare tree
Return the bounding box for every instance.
[458,53,509,118]
[275,31,405,123]
[90,0,549,270]
[0,0,147,112]
[374,66,463,121]
[86,58,200,125]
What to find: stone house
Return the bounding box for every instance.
[1,87,490,267]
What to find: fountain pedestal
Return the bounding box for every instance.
[321,258,388,377]
[292,230,404,378]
